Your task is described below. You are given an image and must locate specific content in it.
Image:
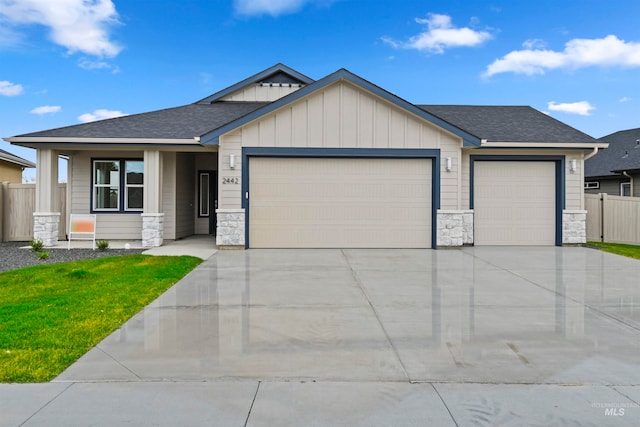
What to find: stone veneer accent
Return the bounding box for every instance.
[33,212,60,247]
[563,209,587,244]
[436,210,473,247]
[437,210,474,247]
[141,213,164,248]
[216,209,245,248]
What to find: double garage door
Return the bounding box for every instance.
[249,157,432,248]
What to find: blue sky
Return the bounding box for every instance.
[2,0,640,181]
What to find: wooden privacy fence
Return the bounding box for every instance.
[586,193,640,244]
[0,182,67,242]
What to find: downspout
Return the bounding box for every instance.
[584,147,599,160]
[622,171,633,196]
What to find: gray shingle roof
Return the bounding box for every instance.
[0,148,35,168]
[418,105,598,143]
[16,102,269,139]
[585,128,640,178]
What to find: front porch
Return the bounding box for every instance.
[30,148,219,248]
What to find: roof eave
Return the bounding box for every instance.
[0,154,35,168]
[478,141,609,149]
[5,136,200,147]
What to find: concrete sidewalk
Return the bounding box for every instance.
[2,381,637,426]
[3,247,640,426]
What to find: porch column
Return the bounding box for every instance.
[33,148,60,247]
[141,149,164,247]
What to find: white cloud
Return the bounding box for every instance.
[78,57,119,73]
[0,80,23,96]
[485,35,640,77]
[619,96,632,103]
[0,0,122,57]
[547,101,595,116]
[78,109,126,123]
[233,0,307,16]
[383,13,492,54]
[30,105,61,114]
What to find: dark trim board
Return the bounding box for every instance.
[469,155,566,246]
[241,147,441,249]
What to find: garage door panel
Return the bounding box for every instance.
[249,157,432,248]
[475,161,555,246]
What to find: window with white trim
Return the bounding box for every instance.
[621,182,631,197]
[584,181,600,189]
[92,159,144,212]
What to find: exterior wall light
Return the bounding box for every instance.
[229,154,236,169]
[445,157,452,172]
[570,158,577,173]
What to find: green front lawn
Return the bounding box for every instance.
[0,255,201,383]
[587,242,640,260]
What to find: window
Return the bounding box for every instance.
[198,172,210,217]
[93,159,144,212]
[584,181,600,189]
[621,182,631,197]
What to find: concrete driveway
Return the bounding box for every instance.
[4,247,640,426]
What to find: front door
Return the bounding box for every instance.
[198,170,218,235]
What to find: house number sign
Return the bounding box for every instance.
[222,177,239,184]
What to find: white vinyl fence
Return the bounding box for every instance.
[0,182,66,242]
[585,193,640,245]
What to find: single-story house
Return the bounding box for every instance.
[585,128,640,197]
[4,64,607,249]
[0,148,35,183]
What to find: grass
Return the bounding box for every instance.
[0,255,201,383]
[587,242,640,260]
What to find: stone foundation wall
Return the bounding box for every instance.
[141,213,164,248]
[437,210,474,247]
[33,212,60,247]
[216,209,245,248]
[563,209,587,244]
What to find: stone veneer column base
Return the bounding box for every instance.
[563,210,587,244]
[216,209,245,249]
[33,212,60,247]
[437,210,474,247]
[141,213,164,248]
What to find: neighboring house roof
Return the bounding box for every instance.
[0,148,35,168]
[419,105,599,144]
[585,128,640,178]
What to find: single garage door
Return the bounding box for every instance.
[249,157,432,248]
[474,161,556,245]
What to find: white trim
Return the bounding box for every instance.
[4,137,198,145]
[584,181,600,189]
[479,141,609,149]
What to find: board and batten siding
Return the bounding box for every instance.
[218,81,463,210]
[71,151,142,239]
[220,84,303,102]
[461,150,586,211]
